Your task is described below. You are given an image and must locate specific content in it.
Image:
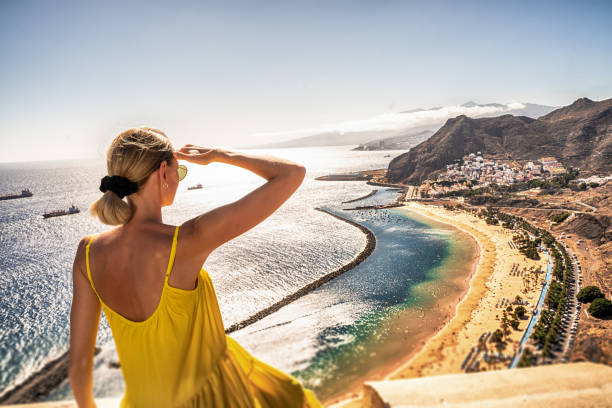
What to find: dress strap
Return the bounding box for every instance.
[164,226,180,282]
[85,233,103,302]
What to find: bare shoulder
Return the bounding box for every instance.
[74,232,107,275]
[73,235,93,280]
[177,219,209,262]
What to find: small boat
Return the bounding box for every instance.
[0,188,33,201]
[43,204,80,219]
[187,183,203,190]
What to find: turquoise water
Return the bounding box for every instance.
[230,199,477,400]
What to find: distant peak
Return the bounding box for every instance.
[446,114,470,125]
[461,101,479,108]
[571,97,593,106]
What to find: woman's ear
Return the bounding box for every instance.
[159,160,168,185]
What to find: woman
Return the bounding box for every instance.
[69,127,322,407]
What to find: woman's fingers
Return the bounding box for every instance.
[174,145,219,166]
[179,145,200,152]
[178,145,214,154]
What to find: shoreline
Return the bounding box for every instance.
[387,202,547,379]
[323,203,481,407]
[384,204,485,379]
[327,200,548,407]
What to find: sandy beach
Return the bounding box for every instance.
[328,200,549,407]
[387,202,548,379]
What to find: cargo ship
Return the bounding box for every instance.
[0,188,33,201]
[43,204,80,219]
[187,183,203,190]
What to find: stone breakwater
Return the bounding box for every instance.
[343,203,404,211]
[342,189,378,204]
[226,207,376,333]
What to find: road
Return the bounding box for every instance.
[575,200,597,212]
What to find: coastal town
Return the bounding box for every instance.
[417,152,611,198]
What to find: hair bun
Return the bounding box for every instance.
[99,175,139,199]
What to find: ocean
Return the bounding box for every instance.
[0,145,476,402]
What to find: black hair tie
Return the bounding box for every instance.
[99,175,139,199]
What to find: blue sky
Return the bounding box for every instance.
[1,0,611,162]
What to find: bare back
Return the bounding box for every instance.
[86,223,203,322]
[84,164,307,323]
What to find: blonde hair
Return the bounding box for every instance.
[89,127,174,225]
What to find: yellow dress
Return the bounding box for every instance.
[85,225,322,408]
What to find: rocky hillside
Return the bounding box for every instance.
[387,97,612,185]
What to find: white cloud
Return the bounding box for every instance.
[252,102,527,140]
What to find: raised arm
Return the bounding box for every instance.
[68,237,101,408]
[176,146,306,268]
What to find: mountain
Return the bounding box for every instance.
[351,130,435,151]
[240,101,558,149]
[386,97,612,185]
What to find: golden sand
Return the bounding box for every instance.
[326,202,549,407]
[385,202,548,379]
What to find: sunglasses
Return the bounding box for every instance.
[177,164,188,181]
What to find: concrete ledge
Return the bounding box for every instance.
[363,362,612,408]
[4,397,120,407]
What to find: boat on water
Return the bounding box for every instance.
[187,183,203,190]
[43,204,80,219]
[0,188,33,201]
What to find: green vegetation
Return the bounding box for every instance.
[545,281,563,310]
[588,298,612,318]
[517,347,535,367]
[439,187,488,198]
[490,329,504,343]
[577,286,605,303]
[515,305,527,319]
[433,180,455,187]
[525,168,579,190]
[513,232,540,260]
[485,217,499,225]
[531,309,555,345]
[529,239,573,359]
[509,319,520,330]
[548,211,570,224]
